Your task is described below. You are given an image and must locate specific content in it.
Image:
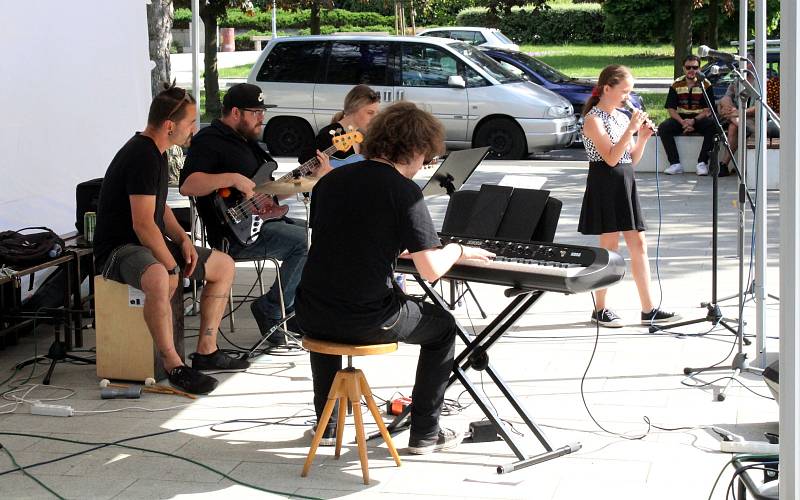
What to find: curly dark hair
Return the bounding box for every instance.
[361,102,444,164]
[147,81,196,127]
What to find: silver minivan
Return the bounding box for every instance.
[248,35,577,160]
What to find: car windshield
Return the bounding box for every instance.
[506,51,572,83]
[447,42,523,84]
[493,31,515,45]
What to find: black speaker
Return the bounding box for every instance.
[496,188,550,241]
[531,197,562,243]
[442,190,480,234]
[763,360,779,403]
[462,184,513,238]
[75,178,103,233]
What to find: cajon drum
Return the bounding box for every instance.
[94,275,184,382]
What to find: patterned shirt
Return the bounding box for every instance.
[665,75,712,117]
[582,106,632,164]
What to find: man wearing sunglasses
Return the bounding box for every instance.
[181,84,327,345]
[94,85,242,395]
[660,54,718,176]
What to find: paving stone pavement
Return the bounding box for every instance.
[0,158,780,499]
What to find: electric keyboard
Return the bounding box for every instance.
[396,233,625,294]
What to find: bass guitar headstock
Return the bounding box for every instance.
[330,128,364,152]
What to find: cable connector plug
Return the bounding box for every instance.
[31,403,74,417]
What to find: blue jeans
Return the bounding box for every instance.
[229,218,307,326]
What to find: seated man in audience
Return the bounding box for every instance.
[295,102,493,453]
[717,76,756,177]
[660,55,717,176]
[94,84,245,395]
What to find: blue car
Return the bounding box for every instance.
[482,47,645,121]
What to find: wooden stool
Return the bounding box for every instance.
[301,337,402,484]
[94,276,184,382]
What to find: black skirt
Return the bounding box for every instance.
[578,161,646,235]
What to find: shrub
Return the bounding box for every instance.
[175,7,393,31]
[416,0,477,26]
[602,0,672,43]
[456,4,604,44]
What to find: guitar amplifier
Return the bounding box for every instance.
[75,178,103,234]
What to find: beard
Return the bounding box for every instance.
[236,121,262,141]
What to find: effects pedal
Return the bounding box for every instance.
[386,397,411,416]
[467,420,501,443]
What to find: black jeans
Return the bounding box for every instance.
[299,293,457,440]
[658,116,719,165]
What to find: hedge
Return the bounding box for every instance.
[174,8,393,31]
[456,4,605,44]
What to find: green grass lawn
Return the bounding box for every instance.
[215,65,254,78]
[524,44,676,78]
[640,92,669,125]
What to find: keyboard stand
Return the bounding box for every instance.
[372,275,581,473]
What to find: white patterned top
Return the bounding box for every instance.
[582,106,632,164]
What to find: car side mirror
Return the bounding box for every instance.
[448,75,466,88]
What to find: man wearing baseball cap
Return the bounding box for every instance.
[180,84,329,347]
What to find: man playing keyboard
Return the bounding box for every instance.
[295,102,493,454]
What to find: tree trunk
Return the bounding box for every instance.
[146,0,174,98]
[672,0,693,79]
[708,0,719,48]
[310,1,321,35]
[200,9,221,119]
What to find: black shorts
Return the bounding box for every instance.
[101,241,212,290]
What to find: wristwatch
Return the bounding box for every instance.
[167,265,180,275]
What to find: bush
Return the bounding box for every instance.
[175,7,393,31]
[416,0,477,26]
[603,0,672,43]
[456,4,605,44]
[296,25,394,36]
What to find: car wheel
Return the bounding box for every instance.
[474,118,527,160]
[263,117,313,157]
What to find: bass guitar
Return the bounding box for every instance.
[213,130,363,246]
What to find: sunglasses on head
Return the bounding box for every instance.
[166,88,192,119]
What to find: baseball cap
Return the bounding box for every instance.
[222,83,277,110]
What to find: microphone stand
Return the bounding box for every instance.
[654,68,764,401]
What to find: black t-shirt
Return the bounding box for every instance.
[296,160,441,331]
[180,119,277,249]
[298,122,358,165]
[94,134,167,268]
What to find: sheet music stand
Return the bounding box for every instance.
[420,147,490,314]
[421,147,490,197]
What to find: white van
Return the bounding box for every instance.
[248,35,577,160]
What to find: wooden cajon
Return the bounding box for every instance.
[94,275,184,382]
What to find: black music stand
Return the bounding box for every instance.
[420,147,489,197]
[420,147,489,314]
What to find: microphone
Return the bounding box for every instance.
[622,99,657,134]
[697,45,743,62]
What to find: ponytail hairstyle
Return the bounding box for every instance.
[580,64,632,117]
[331,84,381,124]
[148,81,196,127]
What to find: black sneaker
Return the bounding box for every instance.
[309,423,337,447]
[408,428,462,455]
[168,365,218,395]
[641,308,681,325]
[190,349,250,370]
[718,163,731,177]
[590,308,624,328]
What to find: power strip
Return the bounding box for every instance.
[30,403,74,417]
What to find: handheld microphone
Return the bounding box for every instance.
[622,99,657,134]
[697,45,743,62]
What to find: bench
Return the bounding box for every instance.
[251,35,271,51]
[638,135,704,173]
[638,135,780,189]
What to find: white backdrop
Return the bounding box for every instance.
[0,0,152,235]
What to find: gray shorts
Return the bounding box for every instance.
[101,241,212,290]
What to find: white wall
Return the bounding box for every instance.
[0,0,152,235]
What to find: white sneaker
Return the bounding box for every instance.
[664,163,684,175]
[696,162,709,176]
